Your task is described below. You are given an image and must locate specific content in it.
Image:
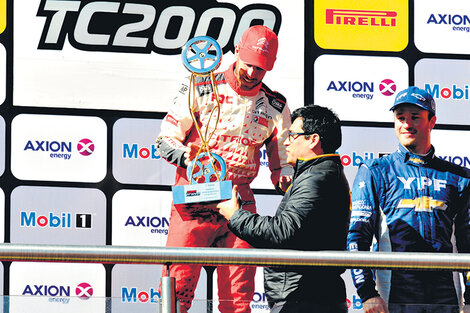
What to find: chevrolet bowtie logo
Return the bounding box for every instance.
[397,197,447,212]
[409,157,424,164]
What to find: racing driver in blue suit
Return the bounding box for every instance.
[347,86,470,313]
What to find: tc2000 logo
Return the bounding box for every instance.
[37,0,281,54]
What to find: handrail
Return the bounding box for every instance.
[0,243,469,271]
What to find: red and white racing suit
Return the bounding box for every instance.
[156,63,293,313]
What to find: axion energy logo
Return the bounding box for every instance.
[23,138,94,160]
[379,79,397,96]
[326,78,397,100]
[433,129,470,170]
[427,13,470,31]
[251,292,269,310]
[21,282,94,303]
[10,262,106,312]
[437,155,470,169]
[258,148,269,168]
[314,0,408,51]
[77,138,94,156]
[11,114,106,182]
[415,0,470,54]
[0,0,5,34]
[112,190,171,247]
[124,215,169,235]
[76,282,93,300]
[314,55,408,122]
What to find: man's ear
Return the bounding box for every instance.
[429,114,437,130]
[309,133,321,149]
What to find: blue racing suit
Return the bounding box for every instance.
[347,144,470,307]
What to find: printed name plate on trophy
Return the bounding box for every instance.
[172,152,232,204]
[172,36,232,205]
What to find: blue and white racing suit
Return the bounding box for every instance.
[347,144,470,306]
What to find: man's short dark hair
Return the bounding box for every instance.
[291,105,342,154]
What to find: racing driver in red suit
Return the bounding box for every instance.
[156,25,293,313]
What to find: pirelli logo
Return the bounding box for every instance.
[314,0,408,52]
[325,9,397,27]
[0,0,5,34]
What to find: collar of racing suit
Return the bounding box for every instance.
[224,62,263,97]
[397,144,435,166]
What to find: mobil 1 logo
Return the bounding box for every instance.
[37,0,281,54]
[76,213,92,228]
[10,186,106,245]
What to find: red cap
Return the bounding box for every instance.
[237,25,278,71]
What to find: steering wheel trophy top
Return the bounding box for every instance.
[181,36,222,74]
[172,36,232,205]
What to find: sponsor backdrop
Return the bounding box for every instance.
[9,262,105,313]
[0,0,468,311]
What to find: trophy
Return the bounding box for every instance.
[172,36,232,205]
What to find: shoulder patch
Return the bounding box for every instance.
[363,153,395,172]
[363,158,379,169]
[194,73,226,97]
[178,83,189,95]
[261,83,287,113]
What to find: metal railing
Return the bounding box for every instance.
[1,243,469,270]
[1,243,470,312]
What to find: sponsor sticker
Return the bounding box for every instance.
[164,115,178,127]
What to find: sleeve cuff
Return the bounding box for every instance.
[357,285,380,303]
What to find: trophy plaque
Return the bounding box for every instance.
[172,36,232,205]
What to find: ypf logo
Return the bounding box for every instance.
[77,138,94,156]
[379,79,397,96]
[76,282,93,300]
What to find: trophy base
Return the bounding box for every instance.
[172,180,232,205]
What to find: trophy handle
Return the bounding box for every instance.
[187,152,227,184]
[181,36,222,74]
